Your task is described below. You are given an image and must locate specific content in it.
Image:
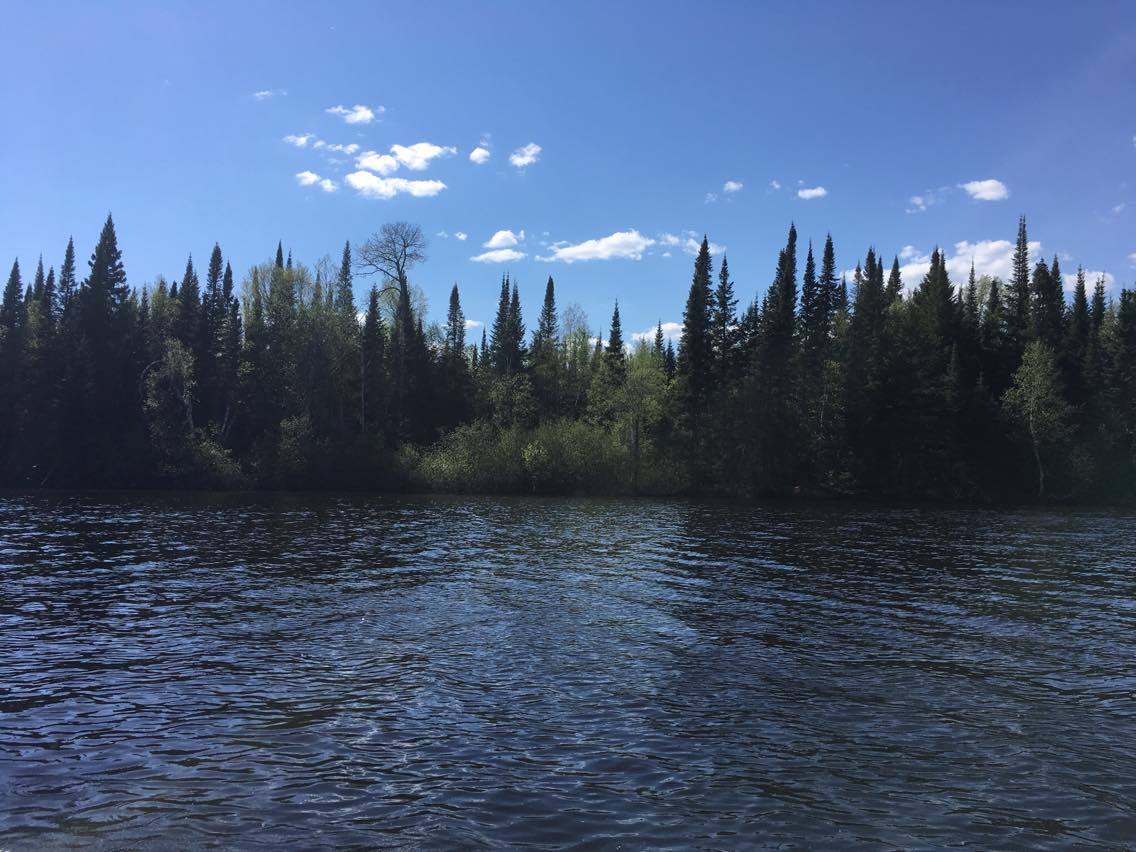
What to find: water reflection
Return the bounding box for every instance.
[1,494,1134,847]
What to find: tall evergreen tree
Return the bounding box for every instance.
[1007,216,1032,357]
[676,237,714,409]
[711,254,738,385]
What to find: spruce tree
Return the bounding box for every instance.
[885,256,903,305]
[1007,216,1032,356]
[676,237,714,407]
[604,301,626,385]
[488,275,512,376]
[1030,256,1065,351]
[711,254,737,384]
[336,241,354,314]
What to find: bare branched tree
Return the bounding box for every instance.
[356,222,427,290]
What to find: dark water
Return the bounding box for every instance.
[2,494,1135,849]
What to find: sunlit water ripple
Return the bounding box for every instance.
[1,493,1135,848]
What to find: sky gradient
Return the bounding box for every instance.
[3,0,1134,340]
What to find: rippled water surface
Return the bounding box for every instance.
[2,494,1135,849]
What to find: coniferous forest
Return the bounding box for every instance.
[2,215,1134,502]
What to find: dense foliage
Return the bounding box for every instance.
[2,215,1134,501]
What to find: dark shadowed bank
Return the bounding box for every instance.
[2,217,1135,503]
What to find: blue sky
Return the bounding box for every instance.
[3,0,1134,341]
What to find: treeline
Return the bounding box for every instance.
[1,216,1134,500]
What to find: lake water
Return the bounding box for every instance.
[2,494,1135,848]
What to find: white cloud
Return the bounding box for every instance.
[356,150,400,175]
[907,195,928,213]
[658,232,725,256]
[632,321,682,344]
[1112,202,1127,215]
[391,142,457,170]
[254,89,286,100]
[1128,252,1136,267]
[436,230,450,238]
[723,180,744,193]
[464,319,484,329]
[355,143,455,175]
[295,170,321,186]
[455,232,468,241]
[469,146,490,164]
[484,229,525,249]
[509,142,542,168]
[344,171,447,199]
[322,142,359,155]
[326,104,383,124]
[318,178,337,193]
[959,179,1009,201]
[704,192,718,204]
[284,133,316,147]
[798,186,828,200]
[538,230,655,263]
[1063,270,1115,294]
[471,248,526,263]
[770,179,782,190]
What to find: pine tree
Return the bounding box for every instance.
[1065,267,1090,405]
[508,280,526,370]
[58,237,77,314]
[1007,216,1032,357]
[360,285,386,436]
[275,241,285,269]
[531,276,561,414]
[885,255,903,305]
[711,254,738,385]
[175,255,201,352]
[604,300,626,385]
[336,241,354,314]
[1030,256,1065,351]
[677,237,714,408]
[489,275,513,376]
[748,224,799,493]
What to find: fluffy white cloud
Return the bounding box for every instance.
[464,319,484,329]
[658,232,726,256]
[471,248,526,263]
[959,179,1009,201]
[254,89,286,99]
[320,142,359,155]
[537,230,655,263]
[356,150,399,175]
[1063,270,1115,294]
[391,142,457,170]
[295,170,321,186]
[798,186,828,200]
[509,142,542,168]
[632,321,682,344]
[326,104,383,124]
[723,180,744,193]
[355,143,455,175]
[770,179,782,190]
[483,229,525,249]
[318,178,336,193]
[469,146,490,164]
[284,133,315,147]
[344,171,447,199]
[455,232,468,241]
